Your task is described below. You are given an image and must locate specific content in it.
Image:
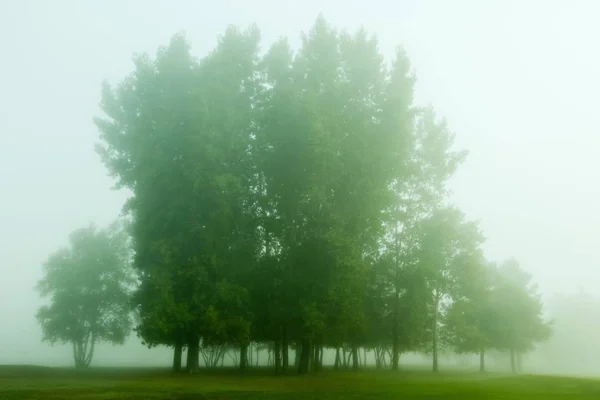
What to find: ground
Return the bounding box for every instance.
[1,366,599,399]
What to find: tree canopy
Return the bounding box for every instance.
[77,16,555,374]
[36,221,133,368]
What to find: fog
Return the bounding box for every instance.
[1,0,600,375]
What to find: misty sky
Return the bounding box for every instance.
[1,0,598,365]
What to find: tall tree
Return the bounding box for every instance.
[414,207,485,372]
[95,33,203,371]
[444,258,496,372]
[36,222,133,368]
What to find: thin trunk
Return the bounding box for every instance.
[274,340,282,374]
[510,348,516,374]
[334,348,341,369]
[319,347,323,369]
[172,341,183,372]
[432,292,440,373]
[83,333,95,367]
[308,342,314,372]
[392,225,401,371]
[364,348,368,367]
[358,347,362,366]
[312,345,319,371]
[346,349,352,366]
[256,346,260,366]
[342,347,347,368]
[268,348,272,366]
[479,348,485,373]
[282,326,289,372]
[294,343,301,368]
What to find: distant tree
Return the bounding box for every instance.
[35,221,134,368]
[489,259,552,373]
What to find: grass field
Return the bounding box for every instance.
[1,366,599,399]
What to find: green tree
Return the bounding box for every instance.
[414,207,485,372]
[35,221,133,368]
[95,28,262,373]
[90,17,551,376]
[444,258,496,372]
[490,259,552,373]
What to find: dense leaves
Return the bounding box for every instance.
[35,222,133,368]
[86,17,552,374]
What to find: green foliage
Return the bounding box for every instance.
[35,221,133,367]
[87,16,552,374]
[489,259,553,354]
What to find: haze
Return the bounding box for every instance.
[1,0,599,375]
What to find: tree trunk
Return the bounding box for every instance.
[186,335,200,373]
[432,293,440,373]
[239,342,248,372]
[392,294,400,369]
[334,348,341,369]
[319,347,324,369]
[479,348,485,373]
[298,339,311,374]
[294,342,301,368]
[172,341,183,372]
[282,326,289,372]
[256,345,260,366]
[358,347,362,366]
[72,334,95,368]
[364,348,368,367]
[308,341,314,372]
[274,340,282,374]
[268,348,272,366]
[352,346,359,370]
[342,347,347,368]
[392,227,401,371]
[510,348,516,374]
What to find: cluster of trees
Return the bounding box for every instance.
[36,17,551,372]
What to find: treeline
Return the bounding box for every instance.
[37,16,551,373]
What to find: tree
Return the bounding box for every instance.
[489,259,552,373]
[35,221,133,368]
[413,207,485,373]
[444,259,496,372]
[95,28,262,373]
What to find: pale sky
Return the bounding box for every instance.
[1,0,598,366]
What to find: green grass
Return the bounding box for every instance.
[1,366,599,399]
